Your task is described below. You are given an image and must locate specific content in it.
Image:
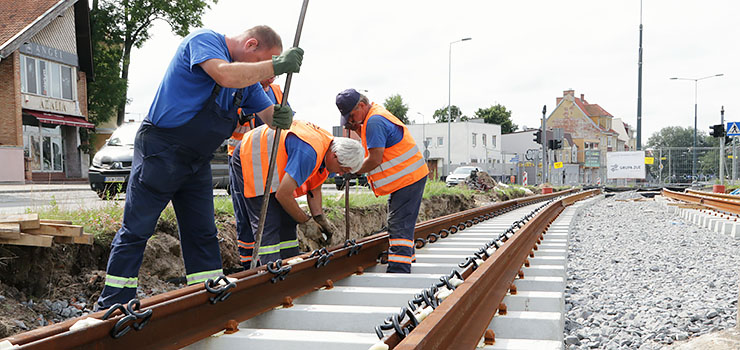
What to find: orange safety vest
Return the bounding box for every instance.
[239,120,332,198]
[361,103,429,196]
[227,84,284,156]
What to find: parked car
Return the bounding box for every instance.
[88,121,229,199]
[446,166,480,186]
[333,173,368,190]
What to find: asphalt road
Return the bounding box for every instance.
[0,183,371,215]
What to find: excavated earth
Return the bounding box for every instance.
[0,192,487,338]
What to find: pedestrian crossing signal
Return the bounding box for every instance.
[709,124,725,138]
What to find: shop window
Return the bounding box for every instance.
[22,125,63,172]
[20,55,75,101]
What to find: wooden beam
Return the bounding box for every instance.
[40,219,74,225]
[0,213,40,230]
[24,223,83,237]
[0,223,21,240]
[53,233,94,245]
[0,233,53,247]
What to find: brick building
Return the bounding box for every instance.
[546,90,633,184]
[0,0,94,183]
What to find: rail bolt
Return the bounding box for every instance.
[484,329,496,345]
[498,302,507,315]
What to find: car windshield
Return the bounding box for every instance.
[107,123,140,146]
[453,167,476,175]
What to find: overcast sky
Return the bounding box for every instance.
[124,0,739,144]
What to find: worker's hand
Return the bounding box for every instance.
[272,104,294,129]
[313,214,336,244]
[272,47,304,76]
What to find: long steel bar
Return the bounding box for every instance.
[663,189,740,214]
[5,191,574,349]
[250,0,310,268]
[392,189,599,349]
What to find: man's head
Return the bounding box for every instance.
[336,89,371,132]
[232,25,283,64]
[324,137,364,175]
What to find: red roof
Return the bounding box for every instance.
[0,0,62,50]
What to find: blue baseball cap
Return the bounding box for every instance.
[336,88,361,127]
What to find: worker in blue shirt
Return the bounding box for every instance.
[96,25,304,310]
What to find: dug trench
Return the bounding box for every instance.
[0,192,482,338]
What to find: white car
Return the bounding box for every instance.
[446,166,480,186]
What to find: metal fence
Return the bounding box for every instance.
[645,146,739,185]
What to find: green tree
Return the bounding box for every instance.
[383,94,409,124]
[88,0,127,127]
[646,126,712,148]
[474,104,518,134]
[90,0,217,126]
[433,105,468,123]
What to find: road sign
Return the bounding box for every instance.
[727,122,740,136]
[554,162,563,169]
[423,149,430,159]
[645,157,654,165]
[523,171,528,184]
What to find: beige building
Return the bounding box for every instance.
[0,0,94,183]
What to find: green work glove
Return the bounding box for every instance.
[272,47,304,76]
[272,104,294,129]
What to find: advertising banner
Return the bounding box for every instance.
[607,151,646,179]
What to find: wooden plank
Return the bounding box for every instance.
[24,223,83,237]
[0,213,40,230]
[40,219,74,225]
[0,223,21,240]
[0,233,53,247]
[53,233,94,245]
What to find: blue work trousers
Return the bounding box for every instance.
[386,176,427,273]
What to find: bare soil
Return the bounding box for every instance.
[0,193,481,339]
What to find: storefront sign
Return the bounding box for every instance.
[20,42,78,66]
[22,94,81,116]
[584,150,600,168]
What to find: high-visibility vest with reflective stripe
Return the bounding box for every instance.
[360,103,429,196]
[228,84,283,156]
[239,120,332,198]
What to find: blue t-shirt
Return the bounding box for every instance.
[147,29,273,128]
[365,115,403,149]
[284,134,317,186]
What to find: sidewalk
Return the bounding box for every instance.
[0,183,90,194]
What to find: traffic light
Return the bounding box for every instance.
[710,124,725,138]
[547,139,562,150]
[533,130,542,144]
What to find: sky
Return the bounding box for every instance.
[124,0,740,145]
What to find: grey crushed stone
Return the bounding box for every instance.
[564,193,740,350]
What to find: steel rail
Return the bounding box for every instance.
[388,189,600,349]
[663,189,740,215]
[3,189,575,350]
[686,188,740,202]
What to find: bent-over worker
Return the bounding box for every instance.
[230,120,364,264]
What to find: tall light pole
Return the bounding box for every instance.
[670,74,723,181]
[447,37,472,175]
[636,0,644,150]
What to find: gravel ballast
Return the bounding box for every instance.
[565,193,740,350]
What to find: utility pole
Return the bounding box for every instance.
[636,0,643,150]
[720,106,725,185]
[541,105,548,184]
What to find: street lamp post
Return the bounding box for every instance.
[447,37,471,176]
[670,74,723,181]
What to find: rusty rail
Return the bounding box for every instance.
[663,189,740,215]
[4,189,577,349]
[391,189,600,349]
[686,188,740,202]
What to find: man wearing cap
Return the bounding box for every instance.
[230,120,365,265]
[336,89,429,273]
[227,77,286,268]
[96,25,304,309]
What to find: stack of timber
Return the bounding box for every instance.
[0,214,93,247]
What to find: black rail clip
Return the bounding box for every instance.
[266,259,291,283]
[343,239,363,256]
[310,247,334,268]
[204,275,236,304]
[102,299,152,339]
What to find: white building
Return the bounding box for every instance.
[406,119,503,179]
